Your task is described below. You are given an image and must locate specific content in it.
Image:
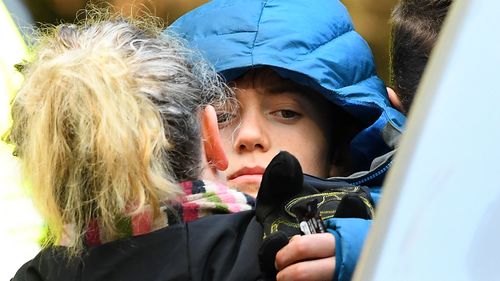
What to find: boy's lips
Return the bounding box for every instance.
[227,166,265,185]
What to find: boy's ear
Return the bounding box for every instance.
[201,105,228,171]
[387,87,405,113]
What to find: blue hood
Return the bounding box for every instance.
[169,0,405,171]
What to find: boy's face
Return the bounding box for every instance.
[218,70,336,197]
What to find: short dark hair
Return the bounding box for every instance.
[390,0,452,113]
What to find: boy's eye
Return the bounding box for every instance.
[272,110,301,119]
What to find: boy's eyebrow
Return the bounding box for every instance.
[265,84,309,97]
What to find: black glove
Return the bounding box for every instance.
[255,151,313,278]
[255,151,316,240]
[255,151,374,279]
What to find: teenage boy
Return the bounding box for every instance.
[170,0,405,280]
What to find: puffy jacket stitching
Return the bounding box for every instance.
[344,74,378,88]
[294,27,355,61]
[250,0,269,66]
[292,29,381,89]
[324,74,379,95]
[214,30,257,36]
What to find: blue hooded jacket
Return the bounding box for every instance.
[170,0,406,280]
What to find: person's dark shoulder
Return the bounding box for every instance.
[12,258,39,281]
[187,210,260,248]
[11,225,190,281]
[186,210,264,281]
[12,213,263,281]
[12,247,81,281]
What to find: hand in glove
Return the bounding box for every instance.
[255,151,374,279]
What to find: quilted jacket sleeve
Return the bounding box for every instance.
[326,218,372,281]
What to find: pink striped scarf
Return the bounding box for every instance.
[61,180,255,247]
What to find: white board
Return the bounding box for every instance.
[354,0,500,280]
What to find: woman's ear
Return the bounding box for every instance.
[387,87,405,113]
[201,105,228,171]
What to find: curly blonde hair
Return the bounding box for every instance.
[4,10,233,256]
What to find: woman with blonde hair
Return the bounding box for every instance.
[8,11,262,281]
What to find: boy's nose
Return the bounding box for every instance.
[233,114,270,153]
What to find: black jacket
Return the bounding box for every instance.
[12,211,263,281]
